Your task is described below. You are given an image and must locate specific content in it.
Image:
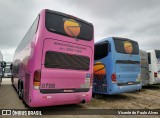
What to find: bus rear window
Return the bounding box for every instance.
[45,11,93,41]
[155,50,160,59]
[45,51,90,70]
[113,37,139,55]
[94,42,108,60]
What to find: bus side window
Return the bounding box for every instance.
[147,53,151,64]
[12,64,19,76]
[94,41,109,60]
[15,16,39,55]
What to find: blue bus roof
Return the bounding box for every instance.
[95,37,138,44]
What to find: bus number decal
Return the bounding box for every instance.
[41,83,55,89]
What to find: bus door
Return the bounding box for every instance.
[147,52,152,81]
[113,39,141,86]
[93,41,109,93]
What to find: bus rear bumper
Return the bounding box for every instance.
[27,88,92,107]
[149,78,160,85]
[109,83,142,95]
[142,80,149,86]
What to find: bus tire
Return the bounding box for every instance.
[18,89,22,99]
[20,82,24,99]
[18,81,23,99]
[11,76,13,84]
[21,88,24,100]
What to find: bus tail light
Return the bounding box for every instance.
[154,72,158,78]
[33,70,41,89]
[111,73,117,82]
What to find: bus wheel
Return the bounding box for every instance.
[18,82,23,99]
[21,88,24,100]
[18,89,22,99]
[11,76,13,84]
[20,82,24,100]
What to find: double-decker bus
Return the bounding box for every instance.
[147,50,160,84]
[139,50,150,86]
[93,37,142,95]
[12,9,94,107]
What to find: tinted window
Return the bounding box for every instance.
[15,16,39,55]
[113,37,139,55]
[94,42,109,60]
[45,51,90,70]
[45,12,93,41]
[155,50,160,59]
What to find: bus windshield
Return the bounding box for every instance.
[5,68,11,73]
[155,50,160,59]
[45,11,93,41]
[113,37,139,55]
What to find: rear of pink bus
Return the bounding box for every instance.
[24,9,94,107]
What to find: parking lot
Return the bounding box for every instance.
[0,78,160,118]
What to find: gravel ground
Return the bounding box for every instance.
[0,78,160,118]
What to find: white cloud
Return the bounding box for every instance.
[0,0,160,62]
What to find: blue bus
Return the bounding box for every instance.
[93,37,142,95]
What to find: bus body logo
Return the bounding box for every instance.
[124,41,133,54]
[64,19,81,38]
[94,62,106,75]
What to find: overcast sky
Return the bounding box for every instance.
[0,0,160,62]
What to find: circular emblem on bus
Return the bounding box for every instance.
[64,19,80,38]
[94,62,106,75]
[124,41,133,54]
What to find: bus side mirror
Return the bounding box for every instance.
[1,61,6,68]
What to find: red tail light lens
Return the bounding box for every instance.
[33,70,41,89]
[111,73,117,82]
[154,72,158,78]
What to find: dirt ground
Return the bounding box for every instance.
[0,78,160,118]
[87,86,160,109]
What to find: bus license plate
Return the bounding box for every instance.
[128,82,133,85]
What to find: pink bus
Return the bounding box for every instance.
[11,9,94,107]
